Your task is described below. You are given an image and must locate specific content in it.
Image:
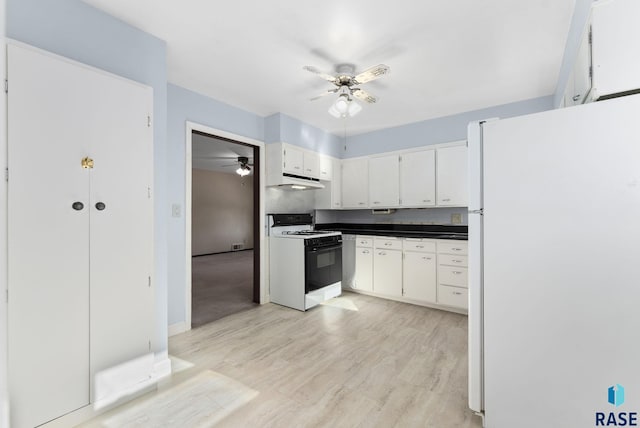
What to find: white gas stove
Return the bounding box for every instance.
[268,214,342,311]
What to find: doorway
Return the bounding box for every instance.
[185,123,265,329]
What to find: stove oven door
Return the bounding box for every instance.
[305,243,342,294]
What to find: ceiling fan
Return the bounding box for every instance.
[303,63,390,118]
[194,155,253,176]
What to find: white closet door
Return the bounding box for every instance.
[8,44,91,428]
[88,75,154,401]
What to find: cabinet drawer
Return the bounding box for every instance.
[438,265,468,288]
[403,239,436,253]
[438,254,468,267]
[438,285,468,309]
[437,241,468,255]
[374,237,402,251]
[356,236,373,248]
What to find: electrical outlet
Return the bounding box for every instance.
[451,213,462,224]
[172,204,181,218]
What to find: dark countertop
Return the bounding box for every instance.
[315,223,468,240]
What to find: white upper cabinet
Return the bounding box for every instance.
[436,145,468,207]
[282,144,304,175]
[369,155,400,207]
[303,151,320,178]
[315,157,342,209]
[319,155,333,180]
[400,149,436,207]
[342,158,369,208]
[591,0,640,100]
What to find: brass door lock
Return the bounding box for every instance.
[81,157,94,169]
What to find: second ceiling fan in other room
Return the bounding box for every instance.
[303,63,390,118]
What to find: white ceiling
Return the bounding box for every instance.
[192,133,254,173]
[84,0,576,137]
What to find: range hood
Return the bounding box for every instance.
[268,173,325,190]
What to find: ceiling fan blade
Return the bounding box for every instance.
[353,64,390,84]
[310,88,338,101]
[303,66,337,83]
[351,88,379,104]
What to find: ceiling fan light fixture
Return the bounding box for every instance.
[328,94,361,119]
[236,165,251,177]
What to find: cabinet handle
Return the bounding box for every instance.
[334,202,340,206]
[452,259,462,263]
[416,245,424,248]
[423,257,432,260]
[95,202,106,211]
[452,248,462,251]
[378,252,386,256]
[384,242,392,246]
[72,201,84,211]
[423,199,431,202]
[453,291,463,295]
[572,94,581,102]
[373,201,380,204]
[452,271,463,275]
[362,250,369,254]
[294,166,301,170]
[306,168,312,172]
[358,202,365,205]
[442,198,451,202]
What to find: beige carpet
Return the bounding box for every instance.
[191,250,257,328]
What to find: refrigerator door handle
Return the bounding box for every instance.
[469,209,484,215]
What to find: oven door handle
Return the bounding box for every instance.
[307,244,343,252]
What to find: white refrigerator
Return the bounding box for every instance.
[468,94,640,427]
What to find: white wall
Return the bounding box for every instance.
[0,0,8,424]
[192,168,253,255]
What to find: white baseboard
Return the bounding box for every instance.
[41,355,172,428]
[168,321,190,337]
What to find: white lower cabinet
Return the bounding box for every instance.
[437,241,469,309]
[354,237,373,291]
[402,240,437,303]
[373,238,403,297]
[348,235,468,313]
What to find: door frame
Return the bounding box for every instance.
[184,121,266,330]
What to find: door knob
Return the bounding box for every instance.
[72,201,84,211]
[95,202,106,211]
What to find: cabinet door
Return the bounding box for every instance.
[319,155,333,180]
[342,159,369,208]
[400,150,436,207]
[437,145,468,206]
[89,74,154,401]
[331,158,342,208]
[373,249,402,297]
[354,248,373,291]
[283,144,304,175]
[403,251,437,302]
[8,44,91,428]
[303,151,320,178]
[369,155,400,207]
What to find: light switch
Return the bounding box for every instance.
[172,204,181,218]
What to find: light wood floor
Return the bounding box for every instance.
[82,292,482,427]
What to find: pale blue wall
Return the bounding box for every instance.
[342,96,554,158]
[553,0,594,107]
[264,113,343,157]
[166,83,264,326]
[7,0,169,354]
